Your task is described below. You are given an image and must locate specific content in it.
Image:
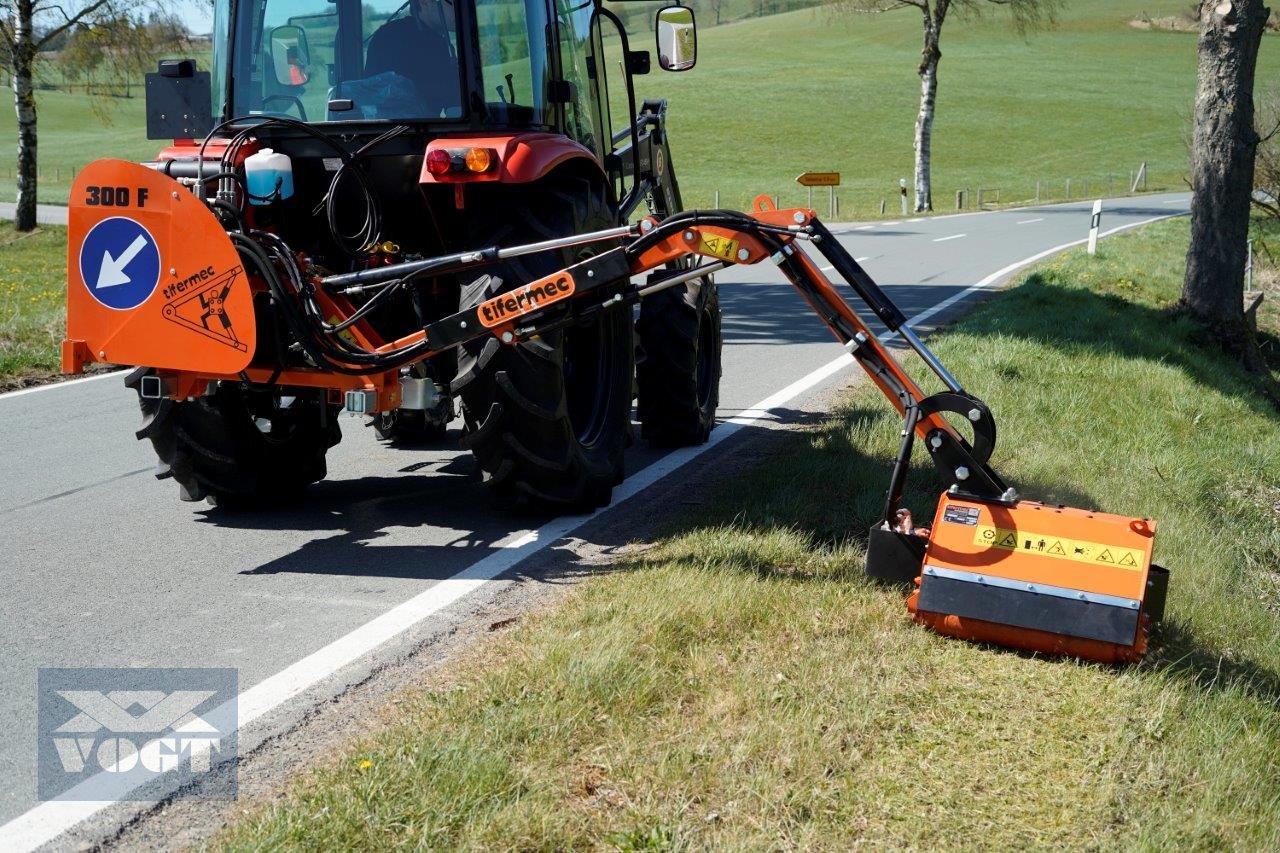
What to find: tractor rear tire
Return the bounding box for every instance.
[636,276,722,447]
[452,177,632,511]
[127,369,341,506]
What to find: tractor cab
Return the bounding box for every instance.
[162,0,701,240]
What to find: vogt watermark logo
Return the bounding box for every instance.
[38,668,237,802]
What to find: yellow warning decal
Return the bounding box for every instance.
[327,315,359,346]
[973,525,1145,571]
[698,234,740,262]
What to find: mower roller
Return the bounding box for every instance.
[63,153,1168,663]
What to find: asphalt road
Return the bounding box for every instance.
[0,203,68,226]
[0,192,1191,846]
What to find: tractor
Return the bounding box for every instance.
[92,0,718,510]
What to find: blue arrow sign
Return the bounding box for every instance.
[79,217,161,310]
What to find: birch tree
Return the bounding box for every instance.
[0,1,143,231]
[832,1,1056,212]
[1182,0,1270,369]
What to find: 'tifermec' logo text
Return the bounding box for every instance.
[477,273,576,328]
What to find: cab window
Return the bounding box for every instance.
[228,0,464,122]
[475,0,552,126]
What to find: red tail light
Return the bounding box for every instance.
[425,149,452,176]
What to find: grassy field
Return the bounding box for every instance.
[3,0,1276,209]
[0,226,69,387]
[213,218,1280,848]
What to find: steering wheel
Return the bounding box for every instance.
[259,94,310,123]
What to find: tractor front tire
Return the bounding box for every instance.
[127,370,341,506]
[452,178,632,511]
[636,276,722,447]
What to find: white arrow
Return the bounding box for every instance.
[96,235,149,289]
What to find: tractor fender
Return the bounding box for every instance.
[419,133,604,185]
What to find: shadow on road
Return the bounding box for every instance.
[717,279,973,345]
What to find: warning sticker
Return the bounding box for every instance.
[973,525,1145,571]
[698,234,740,262]
[161,268,248,351]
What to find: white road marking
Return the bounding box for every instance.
[933,233,967,243]
[882,221,901,226]
[854,225,875,231]
[1162,199,1182,204]
[0,208,1189,852]
[820,258,869,273]
[1017,218,1044,225]
[0,370,120,401]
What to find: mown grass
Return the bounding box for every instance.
[214,221,1280,848]
[4,0,1276,209]
[0,225,68,387]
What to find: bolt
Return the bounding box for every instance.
[968,408,981,422]
[955,466,970,481]
[854,332,868,344]
[171,191,179,199]
[460,320,467,329]
[793,211,805,224]
[683,230,695,241]
[1079,593,1088,600]
[639,219,654,232]
[929,435,943,450]
[98,350,106,359]
[170,268,177,276]
[736,248,750,261]
[501,331,514,343]
[1027,584,1036,592]
[587,269,595,278]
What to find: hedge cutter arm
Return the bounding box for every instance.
[96,188,1164,664]
[300,198,1168,665]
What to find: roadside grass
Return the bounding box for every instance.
[0,225,68,388]
[214,220,1280,848]
[5,0,1276,210]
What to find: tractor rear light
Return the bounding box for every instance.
[464,147,495,173]
[425,149,452,176]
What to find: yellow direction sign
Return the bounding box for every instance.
[796,171,841,187]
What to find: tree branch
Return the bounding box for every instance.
[32,0,118,50]
[0,16,16,51]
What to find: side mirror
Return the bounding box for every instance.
[269,25,311,87]
[655,6,697,72]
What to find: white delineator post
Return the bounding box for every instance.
[1087,199,1103,255]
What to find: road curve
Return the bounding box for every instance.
[0,192,1190,847]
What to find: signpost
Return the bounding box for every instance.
[796,171,840,218]
[1087,199,1102,255]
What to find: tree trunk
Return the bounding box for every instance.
[11,0,39,232]
[1182,0,1270,369]
[913,6,945,214]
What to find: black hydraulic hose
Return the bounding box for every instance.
[198,115,394,257]
[246,231,441,372]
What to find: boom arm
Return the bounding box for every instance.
[294,200,1016,507]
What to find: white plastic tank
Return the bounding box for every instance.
[243,148,295,205]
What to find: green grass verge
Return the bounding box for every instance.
[213,221,1280,848]
[4,0,1276,209]
[0,225,68,387]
